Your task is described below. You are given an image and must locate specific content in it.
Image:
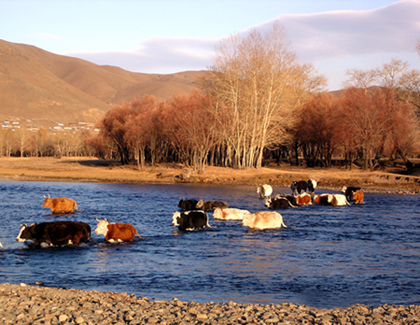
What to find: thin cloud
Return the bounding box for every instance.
[68,37,216,74]
[252,0,420,62]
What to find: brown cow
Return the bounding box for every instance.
[95,218,142,242]
[43,195,81,213]
[295,193,312,205]
[352,190,364,204]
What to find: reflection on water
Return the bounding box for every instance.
[1,181,420,308]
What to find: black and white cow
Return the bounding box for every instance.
[16,221,96,247]
[307,179,318,192]
[171,211,210,231]
[341,186,362,201]
[177,198,198,211]
[291,180,308,195]
[265,197,295,209]
[196,199,229,212]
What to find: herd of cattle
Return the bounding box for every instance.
[0,180,364,250]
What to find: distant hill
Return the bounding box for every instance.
[0,39,206,126]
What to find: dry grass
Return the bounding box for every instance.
[0,157,419,194]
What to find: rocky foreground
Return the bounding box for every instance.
[1,283,420,325]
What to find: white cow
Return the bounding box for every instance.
[213,208,251,220]
[256,184,273,199]
[242,211,287,230]
[328,194,350,206]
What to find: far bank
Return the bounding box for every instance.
[0,157,419,194]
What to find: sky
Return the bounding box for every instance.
[1,0,419,90]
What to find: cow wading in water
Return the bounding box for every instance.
[172,211,210,231]
[16,221,95,247]
[177,198,199,211]
[95,218,143,242]
[196,199,229,212]
[43,195,81,214]
[242,211,287,230]
[0,239,4,250]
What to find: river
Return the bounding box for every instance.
[0,181,419,309]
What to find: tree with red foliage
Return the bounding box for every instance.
[98,103,135,165]
[340,88,395,171]
[166,90,218,171]
[125,95,162,169]
[295,93,343,167]
[384,90,420,170]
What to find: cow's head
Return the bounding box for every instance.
[340,186,347,193]
[16,223,35,242]
[241,213,252,227]
[172,212,181,226]
[95,218,109,236]
[264,197,272,207]
[42,194,52,207]
[196,199,204,209]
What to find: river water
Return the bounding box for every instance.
[0,180,419,309]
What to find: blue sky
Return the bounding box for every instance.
[1,0,419,90]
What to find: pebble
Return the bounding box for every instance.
[0,282,420,324]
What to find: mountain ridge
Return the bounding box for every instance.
[0,39,205,125]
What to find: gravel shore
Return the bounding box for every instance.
[1,283,420,325]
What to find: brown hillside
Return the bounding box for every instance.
[0,39,206,125]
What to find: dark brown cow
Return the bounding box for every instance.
[95,218,143,242]
[43,195,81,213]
[16,221,95,246]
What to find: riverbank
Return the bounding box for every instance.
[0,156,420,194]
[1,283,419,325]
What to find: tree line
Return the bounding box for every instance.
[0,126,95,158]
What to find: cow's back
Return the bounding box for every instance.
[244,211,284,229]
[178,199,198,211]
[179,211,208,230]
[213,208,249,220]
[46,198,77,213]
[107,223,137,241]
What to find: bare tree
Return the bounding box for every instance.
[343,68,378,90]
[13,126,30,157]
[201,23,325,168]
[378,58,410,89]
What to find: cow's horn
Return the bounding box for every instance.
[96,218,100,222]
[48,194,50,198]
